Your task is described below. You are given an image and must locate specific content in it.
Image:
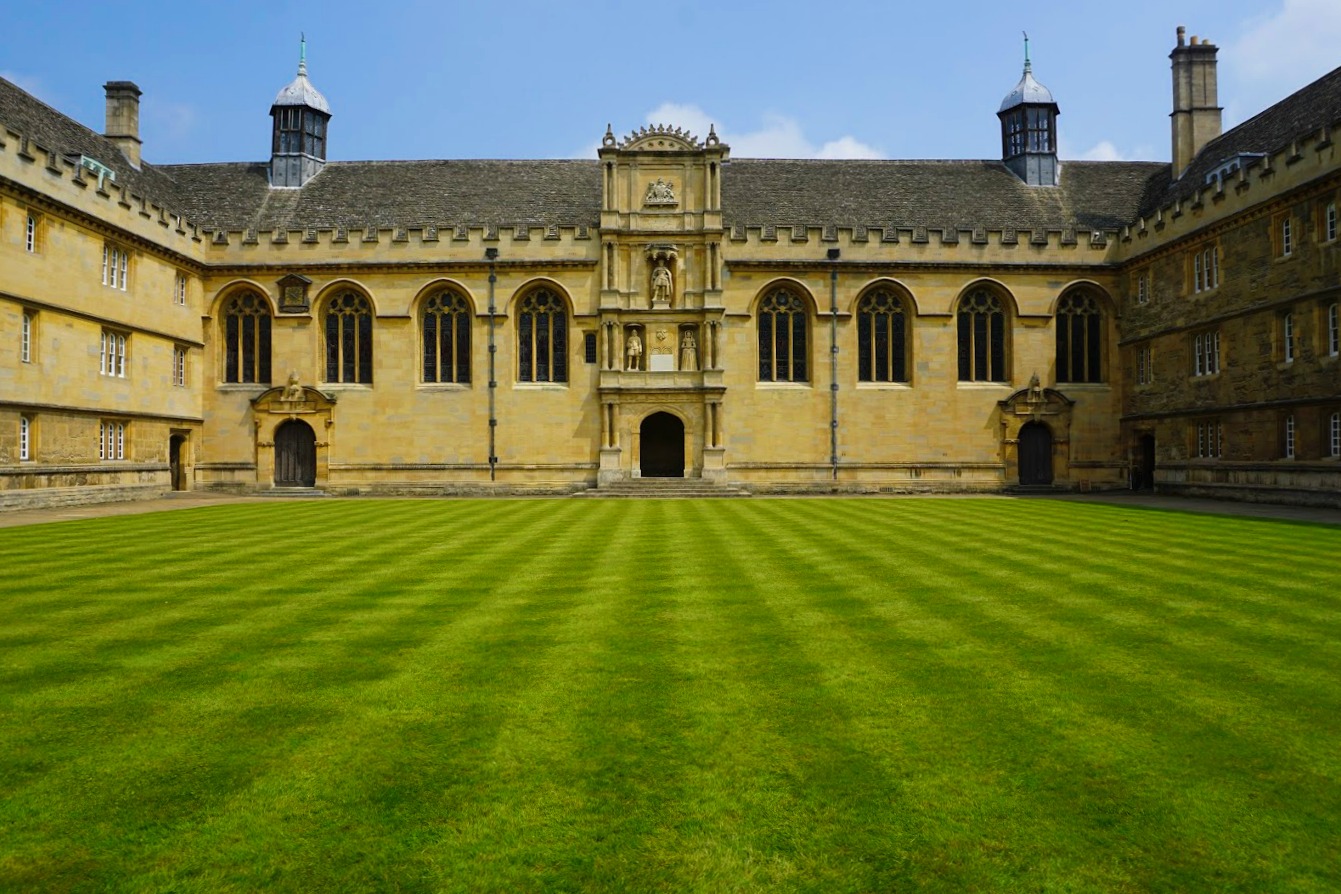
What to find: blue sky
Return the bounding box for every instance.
[3,0,1339,165]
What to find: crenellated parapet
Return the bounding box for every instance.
[1121,113,1340,259]
[0,118,206,263]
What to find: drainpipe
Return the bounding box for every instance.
[827,248,840,481]
[486,247,499,481]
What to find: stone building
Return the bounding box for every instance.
[1,28,1337,508]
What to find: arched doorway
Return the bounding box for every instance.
[640,412,685,478]
[274,420,317,487]
[169,434,187,491]
[1137,434,1156,490]
[1018,422,1054,485]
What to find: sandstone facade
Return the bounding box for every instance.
[1,30,1337,507]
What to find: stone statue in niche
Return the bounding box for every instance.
[644,177,676,205]
[282,371,304,402]
[679,329,698,371]
[625,330,643,370]
[650,263,673,307]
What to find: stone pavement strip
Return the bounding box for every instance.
[0,490,1337,531]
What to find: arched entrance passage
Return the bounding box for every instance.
[1018,422,1054,485]
[640,412,685,478]
[1137,434,1156,490]
[274,420,317,487]
[169,434,187,491]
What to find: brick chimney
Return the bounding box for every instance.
[1170,26,1222,179]
[103,81,142,169]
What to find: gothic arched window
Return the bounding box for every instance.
[422,291,471,383]
[518,288,567,383]
[758,287,808,382]
[857,288,909,382]
[1055,290,1104,383]
[324,291,374,383]
[222,291,272,384]
[957,289,1008,382]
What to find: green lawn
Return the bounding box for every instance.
[1,498,1339,893]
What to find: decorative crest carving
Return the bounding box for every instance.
[644,177,677,206]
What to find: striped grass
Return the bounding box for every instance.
[0,498,1338,892]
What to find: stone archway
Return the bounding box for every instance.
[639,412,685,478]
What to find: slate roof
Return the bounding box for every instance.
[0,76,184,210]
[1152,63,1341,210]
[721,159,1166,232]
[5,63,1338,237]
[159,160,604,230]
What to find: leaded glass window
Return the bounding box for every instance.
[1055,290,1103,383]
[857,288,908,382]
[325,291,373,384]
[758,287,808,382]
[518,289,567,383]
[223,291,272,384]
[422,291,471,383]
[957,289,1007,382]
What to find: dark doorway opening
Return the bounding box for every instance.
[274,420,317,487]
[1018,422,1054,485]
[1137,434,1156,491]
[169,434,187,491]
[640,412,685,478]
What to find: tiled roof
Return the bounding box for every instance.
[721,159,1166,231]
[1154,64,1341,209]
[158,159,604,230]
[0,77,184,209]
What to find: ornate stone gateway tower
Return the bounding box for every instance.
[595,125,730,483]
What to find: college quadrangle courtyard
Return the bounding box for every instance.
[1,496,1338,892]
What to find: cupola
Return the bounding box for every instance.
[997,35,1059,187]
[269,37,331,188]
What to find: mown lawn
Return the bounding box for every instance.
[0,498,1338,893]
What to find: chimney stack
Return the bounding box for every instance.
[1170,26,1221,179]
[103,81,142,170]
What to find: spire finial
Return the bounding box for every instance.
[1023,31,1031,74]
[298,33,308,77]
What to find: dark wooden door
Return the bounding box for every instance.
[274,420,316,487]
[1138,434,1156,490]
[1018,422,1053,485]
[169,435,185,490]
[640,412,685,478]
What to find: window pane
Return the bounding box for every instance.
[990,312,1005,382]
[326,312,340,381]
[258,315,272,383]
[519,313,533,381]
[456,313,471,383]
[423,314,438,381]
[552,313,567,383]
[857,309,872,381]
[225,314,239,382]
[791,310,806,381]
[759,314,773,381]
[957,313,971,380]
[358,313,373,383]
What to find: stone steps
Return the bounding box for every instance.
[257,487,330,498]
[574,479,751,498]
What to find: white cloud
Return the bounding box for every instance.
[1226,0,1341,123]
[632,102,883,159]
[1077,140,1124,162]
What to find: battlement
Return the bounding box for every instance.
[0,117,205,262]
